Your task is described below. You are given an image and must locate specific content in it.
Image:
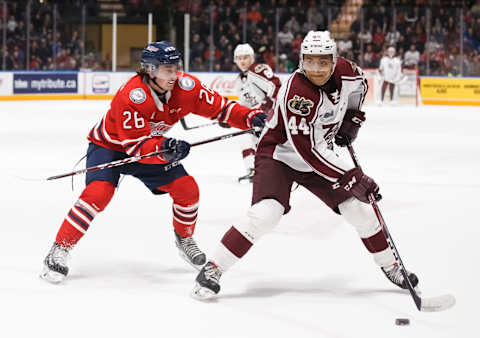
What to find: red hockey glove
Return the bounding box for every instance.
[246,109,267,136]
[338,167,380,203]
[335,109,366,147]
[161,138,191,163]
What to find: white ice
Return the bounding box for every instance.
[0,100,478,338]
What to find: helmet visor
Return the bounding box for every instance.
[302,55,334,72]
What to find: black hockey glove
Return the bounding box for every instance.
[249,111,267,137]
[161,138,191,163]
[335,109,366,147]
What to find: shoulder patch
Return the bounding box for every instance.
[178,76,195,91]
[129,88,146,104]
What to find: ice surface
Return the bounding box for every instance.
[0,100,478,338]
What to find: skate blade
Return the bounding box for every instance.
[40,266,66,284]
[191,283,217,300]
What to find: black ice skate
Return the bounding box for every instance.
[174,231,206,270]
[238,168,255,183]
[40,242,70,284]
[381,263,419,290]
[192,261,222,300]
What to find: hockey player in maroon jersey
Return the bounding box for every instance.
[192,31,418,299]
[40,41,266,284]
[231,43,282,182]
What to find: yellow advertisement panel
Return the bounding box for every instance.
[421,77,480,105]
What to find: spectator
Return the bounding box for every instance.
[358,27,373,45]
[362,44,378,68]
[372,26,385,53]
[385,24,401,47]
[284,15,301,34]
[404,44,420,68]
[277,25,294,54]
[469,53,480,75]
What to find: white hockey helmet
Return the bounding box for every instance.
[300,30,338,73]
[234,43,254,59]
[387,46,396,57]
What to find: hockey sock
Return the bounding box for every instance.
[157,175,199,237]
[213,226,253,271]
[361,230,396,267]
[55,181,115,248]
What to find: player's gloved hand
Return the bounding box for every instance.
[161,138,191,163]
[338,167,381,203]
[247,109,267,137]
[335,109,366,147]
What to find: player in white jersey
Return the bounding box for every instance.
[231,43,282,182]
[378,46,402,104]
[192,31,419,299]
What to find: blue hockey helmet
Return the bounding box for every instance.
[141,41,181,68]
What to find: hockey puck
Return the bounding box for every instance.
[395,318,410,326]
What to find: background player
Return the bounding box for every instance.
[378,46,402,105]
[231,43,282,182]
[41,41,266,284]
[192,31,418,299]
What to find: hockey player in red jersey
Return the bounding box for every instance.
[231,43,282,182]
[192,31,419,299]
[40,41,266,284]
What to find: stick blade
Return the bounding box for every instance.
[420,294,456,312]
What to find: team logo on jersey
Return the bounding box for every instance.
[129,88,146,104]
[149,121,172,136]
[178,76,195,91]
[287,95,314,116]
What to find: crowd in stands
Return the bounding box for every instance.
[2,0,480,76]
[1,1,104,71]
[182,0,480,76]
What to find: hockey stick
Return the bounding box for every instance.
[46,128,255,181]
[346,144,456,312]
[180,118,219,130]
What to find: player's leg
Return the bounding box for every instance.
[237,133,257,182]
[192,157,293,299]
[299,173,418,290]
[133,162,204,270]
[41,144,121,283]
[388,82,396,103]
[391,82,398,104]
[338,198,418,289]
[381,80,388,103]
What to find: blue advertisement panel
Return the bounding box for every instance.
[13,73,78,94]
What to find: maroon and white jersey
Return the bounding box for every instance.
[235,63,282,111]
[257,57,368,182]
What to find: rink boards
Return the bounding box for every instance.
[0,70,478,105]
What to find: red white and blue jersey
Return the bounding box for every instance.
[88,72,255,164]
[257,57,368,182]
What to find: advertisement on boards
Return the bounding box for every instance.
[13,73,78,94]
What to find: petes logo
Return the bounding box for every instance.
[149,121,172,136]
[287,95,314,116]
[179,76,195,91]
[129,88,146,104]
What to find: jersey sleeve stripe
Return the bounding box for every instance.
[124,137,151,156]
